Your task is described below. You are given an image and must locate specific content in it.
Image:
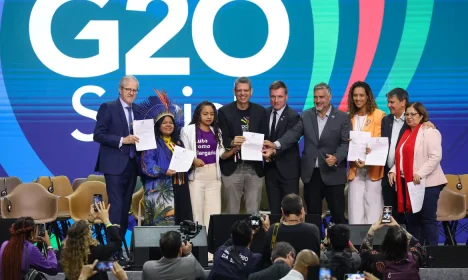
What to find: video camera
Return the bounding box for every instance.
[179,220,202,243]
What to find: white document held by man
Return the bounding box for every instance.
[365,137,389,166]
[347,131,371,161]
[168,146,195,172]
[407,179,426,213]
[132,119,157,151]
[241,132,264,161]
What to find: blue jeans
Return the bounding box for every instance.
[405,184,444,245]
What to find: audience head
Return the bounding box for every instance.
[1,217,36,280]
[62,220,98,280]
[231,220,253,247]
[405,102,428,128]
[271,242,296,268]
[160,231,183,258]
[281,194,305,220]
[293,249,320,278]
[381,226,409,262]
[328,224,350,252]
[386,87,409,117]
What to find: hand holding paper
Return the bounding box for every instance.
[133,119,157,151]
[168,146,195,172]
[407,179,426,213]
[348,131,371,161]
[241,132,264,161]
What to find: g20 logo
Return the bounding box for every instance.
[29,0,290,77]
[28,0,291,142]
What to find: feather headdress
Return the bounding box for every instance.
[134,89,184,128]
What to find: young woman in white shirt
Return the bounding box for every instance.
[180,101,239,229]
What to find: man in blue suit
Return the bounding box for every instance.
[94,75,140,251]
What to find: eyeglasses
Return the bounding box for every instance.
[121,87,138,94]
[404,112,419,118]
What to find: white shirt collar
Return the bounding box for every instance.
[119,97,132,109]
[283,269,304,280]
[272,105,287,116]
[316,106,332,118]
[394,110,405,122]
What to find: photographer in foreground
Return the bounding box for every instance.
[320,224,360,280]
[359,216,426,280]
[262,194,321,267]
[142,230,206,280]
[209,220,263,279]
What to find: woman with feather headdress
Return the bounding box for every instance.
[134,89,193,226]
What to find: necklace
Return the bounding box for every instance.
[284,219,300,223]
[356,115,367,131]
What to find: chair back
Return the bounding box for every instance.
[437,188,466,221]
[36,176,73,217]
[87,174,106,183]
[67,181,108,221]
[131,187,145,225]
[0,183,59,223]
[72,178,87,191]
[0,176,22,197]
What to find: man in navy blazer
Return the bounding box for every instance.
[94,75,140,246]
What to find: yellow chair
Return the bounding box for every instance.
[71,178,87,191]
[36,176,73,218]
[437,188,466,245]
[66,181,108,222]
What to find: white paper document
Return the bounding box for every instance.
[365,137,389,166]
[168,146,195,172]
[407,179,426,213]
[133,119,157,151]
[241,132,264,161]
[347,131,371,161]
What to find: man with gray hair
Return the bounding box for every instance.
[94,75,140,259]
[249,242,295,280]
[264,82,351,224]
[218,77,268,214]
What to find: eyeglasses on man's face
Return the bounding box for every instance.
[121,87,138,94]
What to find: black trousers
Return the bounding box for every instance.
[382,170,405,224]
[104,158,138,239]
[304,168,346,224]
[265,162,299,214]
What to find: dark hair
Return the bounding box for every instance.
[347,81,378,118]
[190,101,221,146]
[407,102,429,123]
[1,217,35,280]
[281,194,303,216]
[328,224,350,252]
[386,87,409,104]
[269,80,288,95]
[231,220,252,247]
[155,115,179,143]
[271,242,295,262]
[160,231,182,258]
[381,226,409,261]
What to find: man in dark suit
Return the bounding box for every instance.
[218,77,268,214]
[264,82,351,224]
[264,81,300,214]
[248,242,295,280]
[94,75,139,245]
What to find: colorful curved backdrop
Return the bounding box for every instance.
[0,0,467,181]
